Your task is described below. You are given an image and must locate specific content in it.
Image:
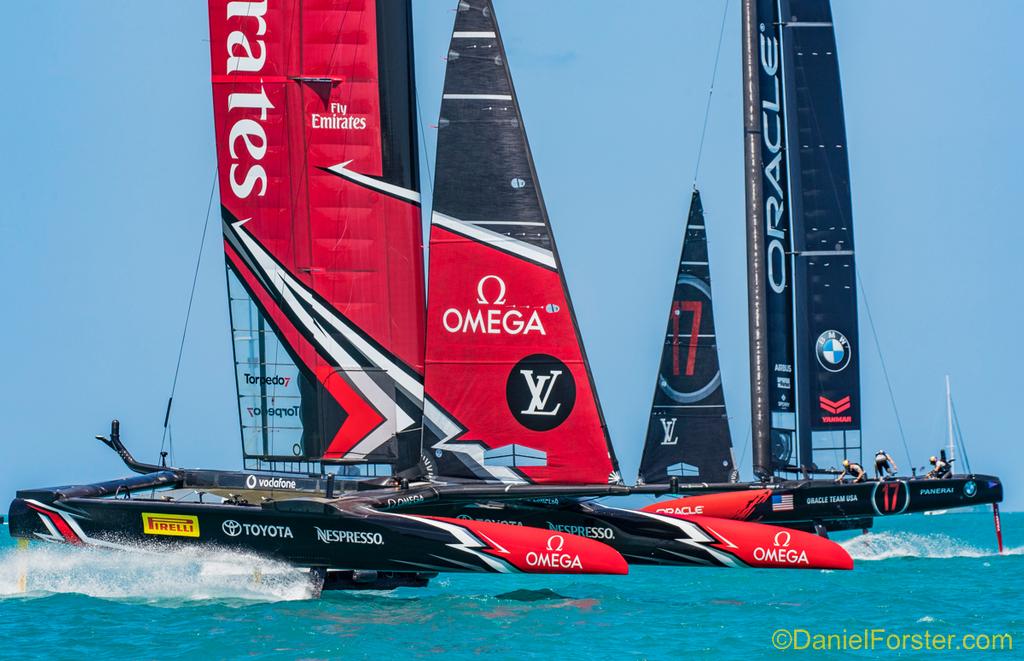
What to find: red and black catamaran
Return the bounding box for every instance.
[8,0,854,589]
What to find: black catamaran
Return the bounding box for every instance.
[8,0,854,585]
[639,0,1003,539]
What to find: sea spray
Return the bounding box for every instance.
[841,531,1022,561]
[0,540,313,603]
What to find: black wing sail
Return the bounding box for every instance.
[638,191,735,485]
[783,0,862,472]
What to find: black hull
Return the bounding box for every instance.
[7,478,630,579]
[643,475,1003,533]
[7,466,852,575]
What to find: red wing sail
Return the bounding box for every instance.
[422,0,619,485]
[209,1,427,471]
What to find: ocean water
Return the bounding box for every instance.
[0,511,1019,659]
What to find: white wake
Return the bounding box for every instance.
[841,531,1021,561]
[0,540,315,603]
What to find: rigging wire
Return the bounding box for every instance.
[856,271,913,469]
[416,91,435,195]
[159,169,219,464]
[692,0,731,188]
[950,400,973,474]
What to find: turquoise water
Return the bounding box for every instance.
[0,512,1019,659]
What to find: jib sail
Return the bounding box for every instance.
[638,191,735,485]
[421,0,619,485]
[209,0,427,472]
[743,0,861,476]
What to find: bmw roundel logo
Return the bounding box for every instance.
[815,330,852,372]
[964,480,977,498]
[222,519,242,537]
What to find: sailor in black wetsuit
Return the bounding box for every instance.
[874,450,898,479]
[835,459,866,483]
[927,456,952,479]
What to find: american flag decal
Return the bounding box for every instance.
[771,494,794,512]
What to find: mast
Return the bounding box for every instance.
[946,374,955,470]
[742,0,771,479]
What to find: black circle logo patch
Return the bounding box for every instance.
[506,354,575,431]
[872,480,909,515]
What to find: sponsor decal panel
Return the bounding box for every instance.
[456,514,524,526]
[243,373,292,388]
[442,276,550,336]
[221,519,294,539]
[919,487,955,496]
[385,493,425,508]
[524,534,583,570]
[819,395,853,424]
[142,513,200,538]
[246,405,300,418]
[660,417,678,445]
[314,528,384,545]
[506,354,576,431]
[805,494,859,505]
[546,523,615,541]
[654,504,705,516]
[245,474,298,490]
[815,330,852,373]
[753,530,809,566]
[964,480,978,498]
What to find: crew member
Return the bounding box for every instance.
[835,459,866,483]
[874,449,898,479]
[927,455,952,479]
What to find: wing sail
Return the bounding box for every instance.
[209,0,426,472]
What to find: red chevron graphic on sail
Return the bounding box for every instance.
[819,395,851,414]
[819,395,853,423]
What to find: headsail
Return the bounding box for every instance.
[742,0,861,476]
[209,0,427,473]
[422,0,619,485]
[638,191,735,485]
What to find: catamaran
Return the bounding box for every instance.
[8,0,855,591]
[633,0,1003,543]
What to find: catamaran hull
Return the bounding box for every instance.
[7,495,628,578]
[643,475,1003,532]
[407,500,853,570]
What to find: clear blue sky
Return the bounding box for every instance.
[2,1,1021,509]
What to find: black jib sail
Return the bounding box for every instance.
[743,0,861,477]
[638,190,735,485]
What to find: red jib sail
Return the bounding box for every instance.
[209,0,426,471]
[421,0,619,485]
